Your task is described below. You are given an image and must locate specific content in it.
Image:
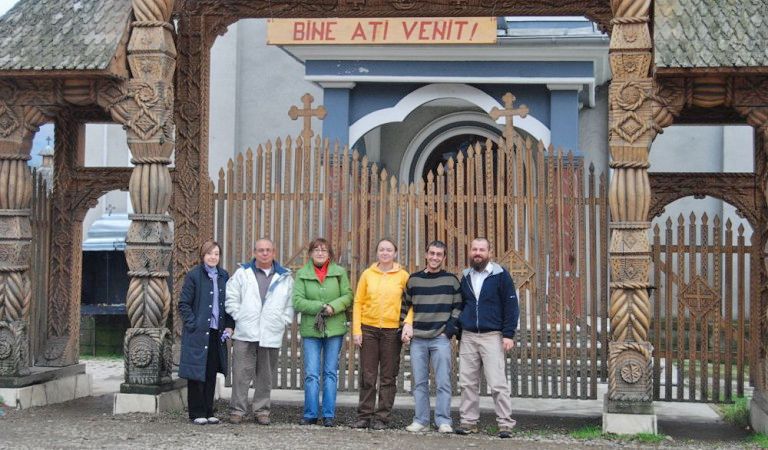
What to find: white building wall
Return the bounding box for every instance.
[81,124,132,242]
[209,21,240,180]
[649,125,754,241]
[227,19,322,166]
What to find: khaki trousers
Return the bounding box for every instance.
[458,331,515,427]
[229,339,279,417]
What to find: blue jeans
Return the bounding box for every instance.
[410,334,453,427]
[302,335,344,419]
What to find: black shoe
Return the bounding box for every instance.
[370,420,387,430]
[323,418,335,427]
[300,418,318,425]
[352,419,370,429]
[498,422,516,438]
[455,423,479,435]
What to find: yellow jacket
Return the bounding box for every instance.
[352,262,412,334]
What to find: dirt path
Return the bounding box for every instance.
[0,394,753,450]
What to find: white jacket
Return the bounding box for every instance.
[225,260,294,348]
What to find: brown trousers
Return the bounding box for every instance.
[357,325,402,423]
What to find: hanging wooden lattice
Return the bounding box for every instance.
[500,248,535,290]
[679,275,720,319]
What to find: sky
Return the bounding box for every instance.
[0,0,14,16]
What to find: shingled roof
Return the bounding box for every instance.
[654,0,768,70]
[0,0,132,74]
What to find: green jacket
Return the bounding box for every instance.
[292,261,353,338]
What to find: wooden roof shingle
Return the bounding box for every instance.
[655,0,768,70]
[0,0,132,75]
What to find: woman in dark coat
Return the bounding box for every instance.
[179,240,234,425]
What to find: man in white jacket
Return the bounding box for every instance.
[226,238,294,424]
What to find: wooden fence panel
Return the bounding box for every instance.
[650,213,752,402]
[213,132,608,398]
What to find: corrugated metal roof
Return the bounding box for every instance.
[0,0,132,72]
[655,0,768,69]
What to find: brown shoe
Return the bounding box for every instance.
[352,419,370,429]
[229,414,243,424]
[370,420,387,430]
[255,415,270,425]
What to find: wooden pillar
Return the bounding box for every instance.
[38,112,86,367]
[120,0,176,387]
[0,87,46,376]
[171,12,220,362]
[0,85,46,376]
[746,109,768,431]
[605,0,656,422]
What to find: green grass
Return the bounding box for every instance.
[720,396,749,428]
[750,433,768,449]
[570,426,667,443]
[80,353,123,361]
[633,433,666,444]
[485,425,499,434]
[570,425,602,440]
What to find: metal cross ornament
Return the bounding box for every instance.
[288,93,327,143]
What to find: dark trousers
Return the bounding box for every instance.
[357,325,402,423]
[188,329,221,420]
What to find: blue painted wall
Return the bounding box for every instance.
[550,89,580,153]
[322,87,351,145]
[306,60,593,79]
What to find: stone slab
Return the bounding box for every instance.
[113,386,187,415]
[603,412,658,435]
[120,378,186,395]
[751,391,768,434]
[605,399,655,415]
[0,372,92,409]
[0,363,86,388]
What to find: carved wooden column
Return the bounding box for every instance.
[605,0,656,428]
[119,0,176,388]
[171,12,224,363]
[0,83,47,376]
[743,108,768,429]
[39,112,85,367]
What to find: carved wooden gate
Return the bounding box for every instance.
[212,131,609,398]
[28,170,52,365]
[650,213,756,402]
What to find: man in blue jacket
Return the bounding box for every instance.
[455,237,519,439]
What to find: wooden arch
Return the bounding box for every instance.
[648,172,759,230]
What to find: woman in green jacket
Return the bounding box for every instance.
[292,237,353,427]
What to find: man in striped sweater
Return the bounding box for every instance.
[400,240,462,434]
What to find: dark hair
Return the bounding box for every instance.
[308,237,334,261]
[376,238,398,252]
[426,240,447,253]
[200,240,221,264]
[253,237,274,251]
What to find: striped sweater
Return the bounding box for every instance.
[399,269,462,339]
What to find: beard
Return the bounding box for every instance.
[471,255,489,272]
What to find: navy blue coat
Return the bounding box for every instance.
[178,264,234,382]
[458,263,519,339]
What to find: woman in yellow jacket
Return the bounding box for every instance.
[352,238,411,430]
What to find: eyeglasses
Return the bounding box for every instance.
[312,248,329,254]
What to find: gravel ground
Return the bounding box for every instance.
[0,394,758,450]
